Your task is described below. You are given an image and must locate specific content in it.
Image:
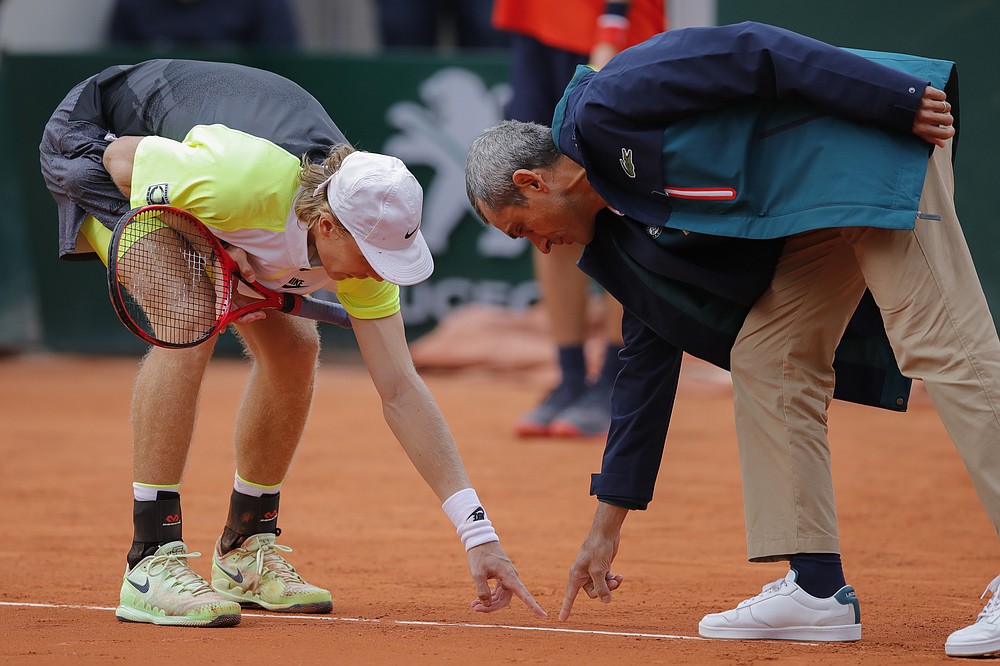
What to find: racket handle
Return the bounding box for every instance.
[282,294,353,329]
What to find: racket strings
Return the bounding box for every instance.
[115,210,228,346]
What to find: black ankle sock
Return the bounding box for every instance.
[126,542,161,571]
[127,491,182,570]
[789,553,846,598]
[220,489,280,554]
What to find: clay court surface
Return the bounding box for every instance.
[1,343,997,664]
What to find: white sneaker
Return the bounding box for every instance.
[945,574,1000,657]
[699,570,861,641]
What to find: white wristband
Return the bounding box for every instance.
[442,488,499,551]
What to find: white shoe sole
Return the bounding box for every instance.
[115,604,241,627]
[945,638,1000,657]
[698,622,862,642]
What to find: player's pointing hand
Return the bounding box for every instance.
[467,541,547,617]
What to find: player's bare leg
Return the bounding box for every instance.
[209,313,332,613]
[229,313,319,486]
[116,339,241,627]
[131,341,216,484]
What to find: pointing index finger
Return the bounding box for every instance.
[499,570,547,618]
[559,575,584,621]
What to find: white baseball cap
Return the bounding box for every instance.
[314,152,433,286]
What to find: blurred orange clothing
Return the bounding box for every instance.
[493,0,667,55]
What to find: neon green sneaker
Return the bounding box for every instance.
[115,541,241,627]
[211,533,333,613]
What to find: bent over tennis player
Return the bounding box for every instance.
[40,59,544,627]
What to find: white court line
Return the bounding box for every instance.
[0,601,703,641]
[0,601,825,646]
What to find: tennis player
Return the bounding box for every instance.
[40,59,544,627]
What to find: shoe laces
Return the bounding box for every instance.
[977,574,1000,621]
[147,550,215,596]
[737,577,789,608]
[255,540,306,584]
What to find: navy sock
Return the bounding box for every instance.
[597,342,624,387]
[789,553,846,598]
[557,345,587,388]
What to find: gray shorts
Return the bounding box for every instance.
[39,76,130,260]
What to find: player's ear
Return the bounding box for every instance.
[512,168,548,193]
[317,212,340,237]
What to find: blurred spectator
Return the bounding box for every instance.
[108,0,299,50]
[494,0,667,438]
[376,0,507,50]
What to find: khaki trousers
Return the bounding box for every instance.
[731,142,1000,561]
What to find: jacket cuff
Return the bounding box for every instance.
[591,473,650,510]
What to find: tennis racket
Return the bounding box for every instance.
[107,205,352,349]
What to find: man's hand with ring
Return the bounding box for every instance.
[912,85,955,148]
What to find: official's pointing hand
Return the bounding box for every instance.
[559,535,623,620]
[559,502,628,621]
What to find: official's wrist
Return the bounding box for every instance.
[442,487,499,551]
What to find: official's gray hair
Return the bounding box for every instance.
[465,120,561,222]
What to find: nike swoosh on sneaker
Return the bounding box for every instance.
[126,575,150,594]
[216,563,244,584]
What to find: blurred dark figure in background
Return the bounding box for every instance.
[493,0,667,439]
[108,0,299,50]
[376,0,508,50]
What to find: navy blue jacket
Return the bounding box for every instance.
[561,23,957,509]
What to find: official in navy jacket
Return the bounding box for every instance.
[466,21,1000,656]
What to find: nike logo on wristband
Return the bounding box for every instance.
[468,507,485,522]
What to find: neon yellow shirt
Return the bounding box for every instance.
[130,124,399,319]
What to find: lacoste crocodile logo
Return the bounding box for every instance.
[126,575,150,594]
[620,148,636,179]
[216,563,244,584]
